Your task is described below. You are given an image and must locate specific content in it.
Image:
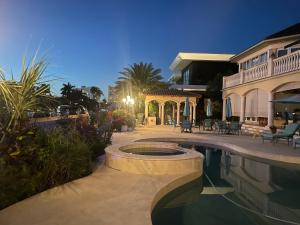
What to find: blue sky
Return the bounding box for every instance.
[0,0,300,97]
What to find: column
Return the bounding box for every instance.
[267,50,274,77]
[177,102,180,125]
[240,96,245,122]
[189,104,193,121]
[145,102,149,118]
[161,102,165,125]
[158,103,161,119]
[267,92,274,127]
[222,98,226,121]
[172,104,175,121]
[193,103,197,123]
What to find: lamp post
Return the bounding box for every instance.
[122,95,134,113]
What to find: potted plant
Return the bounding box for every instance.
[269,125,277,134]
[125,115,136,131]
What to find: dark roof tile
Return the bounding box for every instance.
[265,23,300,40]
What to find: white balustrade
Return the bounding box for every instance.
[273,50,300,75]
[224,51,300,89]
[223,72,241,88]
[243,63,268,83]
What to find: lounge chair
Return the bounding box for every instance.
[181,120,192,133]
[203,119,213,131]
[262,123,299,145]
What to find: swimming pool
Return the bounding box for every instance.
[151,143,300,225]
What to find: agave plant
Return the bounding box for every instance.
[0,56,51,143]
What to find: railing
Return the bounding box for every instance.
[243,63,268,83]
[224,51,300,89]
[223,72,241,88]
[273,50,300,75]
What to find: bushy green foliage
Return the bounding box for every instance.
[0,122,111,210]
[112,109,126,120]
[111,109,136,130]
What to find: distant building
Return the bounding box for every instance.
[108,85,118,103]
[80,86,93,99]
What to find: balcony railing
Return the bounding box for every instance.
[223,50,300,89]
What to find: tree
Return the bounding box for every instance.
[61,82,74,99]
[90,86,103,102]
[115,62,167,112]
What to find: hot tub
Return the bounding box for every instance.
[105,142,203,175]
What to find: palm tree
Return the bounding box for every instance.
[90,86,103,102]
[61,82,74,98]
[115,62,166,112]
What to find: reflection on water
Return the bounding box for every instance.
[152,145,300,225]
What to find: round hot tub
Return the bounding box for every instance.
[105,142,203,175]
[122,147,185,156]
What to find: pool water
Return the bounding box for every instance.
[152,144,300,225]
[123,147,185,156]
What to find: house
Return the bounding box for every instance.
[169,52,238,121]
[222,23,300,133]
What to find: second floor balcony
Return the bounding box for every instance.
[223,50,300,89]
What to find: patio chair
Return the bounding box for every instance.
[262,123,299,145]
[294,137,300,148]
[229,122,242,135]
[203,119,212,131]
[214,121,227,134]
[181,120,192,133]
[192,119,201,131]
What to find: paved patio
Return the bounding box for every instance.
[1,126,300,225]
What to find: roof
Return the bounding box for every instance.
[231,23,300,62]
[265,23,300,40]
[170,52,235,72]
[144,89,202,97]
[169,84,207,92]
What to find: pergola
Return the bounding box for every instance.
[144,89,200,125]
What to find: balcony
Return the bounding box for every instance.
[223,51,300,89]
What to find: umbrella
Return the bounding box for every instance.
[272,95,300,104]
[206,99,213,117]
[226,97,232,118]
[183,97,190,117]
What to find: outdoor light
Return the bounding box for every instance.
[122,95,134,105]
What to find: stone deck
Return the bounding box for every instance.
[1,126,300,225]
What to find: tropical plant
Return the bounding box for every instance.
[60,82,75,99]
[90,86,103,102]
[115,62,167,112]
[0,57,51,143]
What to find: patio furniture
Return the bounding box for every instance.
[214,121,227,134]
[181,120,192,133]
[203,119,213,131]
[262,123,299,145]
[229,121,242,135]
[192,119,201,131]
[294,136,300,148]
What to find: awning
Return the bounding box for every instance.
[272,95,300,104]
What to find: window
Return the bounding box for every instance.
[241,52,267,70]
[277,49,288,57]
[183,68,190,85]
[291,47,300,53]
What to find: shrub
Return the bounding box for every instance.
[0,122,111,210]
